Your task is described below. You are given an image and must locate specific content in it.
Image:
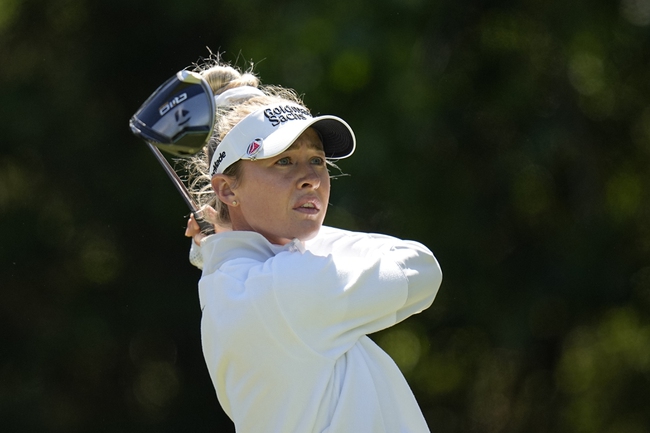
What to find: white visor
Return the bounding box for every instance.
[210,102,356,176]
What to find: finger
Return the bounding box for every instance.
[185,214,200,237]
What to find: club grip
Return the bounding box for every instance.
[193,210,215,235]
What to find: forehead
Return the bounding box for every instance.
[285,128,324,152]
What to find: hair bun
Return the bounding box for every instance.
[200,66,260,94]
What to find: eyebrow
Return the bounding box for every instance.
[286,138,325,152]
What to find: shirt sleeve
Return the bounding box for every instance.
[258,234,442,358]
[189,240,204,270]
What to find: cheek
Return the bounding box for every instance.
[238,171,281,205]
[242,183,286,215]
[323,175,331,196]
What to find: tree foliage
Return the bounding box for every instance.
[2,0,650,432]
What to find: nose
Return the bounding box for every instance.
[297,164,322,189]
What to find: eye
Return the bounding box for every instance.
[311,156,325,165]
[275,157,291,166]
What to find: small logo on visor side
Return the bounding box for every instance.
[246,138,263,159]
[211,151,226,176]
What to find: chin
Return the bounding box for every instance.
[293,223,323,243]
[262,221,323,245]
[297,231,318,242]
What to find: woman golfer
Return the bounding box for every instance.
[184,58,443,433]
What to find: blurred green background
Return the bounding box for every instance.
[2,0,650,431]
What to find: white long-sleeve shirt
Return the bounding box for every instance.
[194,226,442,433]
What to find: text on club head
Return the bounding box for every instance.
[159,93,188,116]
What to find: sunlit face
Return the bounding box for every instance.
[227,128,330,245]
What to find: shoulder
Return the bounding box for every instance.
[306,226,413,257]
[200,231,285,275]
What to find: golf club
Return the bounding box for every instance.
[129,70,216,234]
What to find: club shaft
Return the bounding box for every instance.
[146,142,198,212]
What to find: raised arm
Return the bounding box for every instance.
[266,232,442,356]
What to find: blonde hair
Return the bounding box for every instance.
[185,56,307,225]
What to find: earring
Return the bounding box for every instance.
[232,200,238,206]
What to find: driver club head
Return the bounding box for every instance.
[129,70,215,157]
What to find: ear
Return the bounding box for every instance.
[211,174,237,206]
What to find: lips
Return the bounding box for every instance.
[294,197,321,213]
